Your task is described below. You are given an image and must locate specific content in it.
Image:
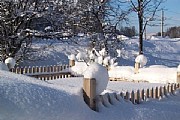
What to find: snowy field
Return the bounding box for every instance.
[1,37,180,120]
[19,37,180,67]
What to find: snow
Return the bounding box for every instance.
[108,66,134,80]
[1,37,180,120]
[83,63,109,95]
[5,57,16,69]
[117,35,129,40]
[0,70,180,120]
[76,52,87,61]
[68,54,76,60]
[0,62,9,71]
[70,62,88,76]
[178,64,180,72]
[135,54,148,67]
[108,65,177,83]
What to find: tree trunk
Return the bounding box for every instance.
[139,15,143,55]
[138,0,143,55]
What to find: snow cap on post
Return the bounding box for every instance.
[83,63,109,95]
[177,64,180,72]
[68,54,76,61]
[135,54,147,67]
[5,57,16,69]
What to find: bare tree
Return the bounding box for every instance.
[0,0,129,64]
[0,0,53,62]
[127,0,165,54]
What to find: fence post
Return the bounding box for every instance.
[163,86,168,96]
[146,88,150,98]
[167,85,170,93]
[155,87,159,99]
[159,86,163,98]
[134,62,140,74]
[150,87,154,98]
[141,89,145,101]
[136,90,141,104]
[120,92,125,99]
[69,60,75,67]
[171,84,175,94]
[83,78,97,111]
[125,91,130,101]
[131,91,135,104]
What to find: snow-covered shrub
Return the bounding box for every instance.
[0,62,9,71]
[76,52,87,62]
[75,48,118,68]
[70,62,88,76]
[135,54,147,67]
[83,63,109,95]
[5,57,16,69]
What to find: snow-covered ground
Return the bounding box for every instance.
[0,70,180,120]
[20,37,180,67]
[1,37,180,120]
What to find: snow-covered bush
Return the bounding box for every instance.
[5,57,16,69]
[74,48,118,68]
[135,54,147,67]
[76,52,87,62]
[0,62,9,71]
[83,63,109,95]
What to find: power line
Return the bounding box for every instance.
[166,10,180,15]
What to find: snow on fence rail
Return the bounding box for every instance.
[83,78,180,111]
[10,64,73,80]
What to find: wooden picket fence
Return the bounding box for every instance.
[96,83,180,110]
[83,82,180,111]
[10,64,73,80]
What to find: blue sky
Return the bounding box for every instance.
[128,0,180,34]
[147,0,180,33]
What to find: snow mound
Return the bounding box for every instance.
[150,36,161,40]
[133,68,177,83]
[108,66,134,80]
[83,63,109,95]
[68,54,76,60]
[148,65,168,68]
[70,62,88,76]
[135,54,147,67]
[178,64,180,72]
[117,35,129,40]
[5,57,16,69]
[0,70,94,120]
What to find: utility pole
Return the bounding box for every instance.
[161,9,164,38]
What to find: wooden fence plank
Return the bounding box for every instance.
[136,90,141,104]
[131,90,135,104]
